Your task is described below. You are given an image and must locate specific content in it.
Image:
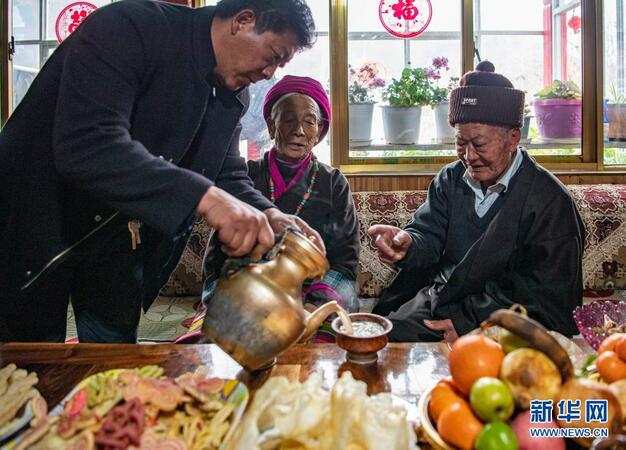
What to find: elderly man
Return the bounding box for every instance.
[0,0,322,343]
[369,62,584,342]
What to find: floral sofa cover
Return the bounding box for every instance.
[162,184,626,302]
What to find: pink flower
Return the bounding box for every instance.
[350,62,386,89]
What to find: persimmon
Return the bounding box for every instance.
[429,379,467,423]
[437,401,484,450]
[598,333,626,355]
[449,334,505,394]
[597,350,626,383]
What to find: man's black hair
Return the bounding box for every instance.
[214,0,316,50]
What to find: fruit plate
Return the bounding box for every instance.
[3,367,249,450]
[416,385,454,450]
[468,326,588,370]
[573,300,626,350]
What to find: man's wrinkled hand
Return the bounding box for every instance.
[424,319,459,344]
[196,186,274,258]
[262,208,326,255]
[367,224,412,264]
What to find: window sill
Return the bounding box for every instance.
[341,163,626,177]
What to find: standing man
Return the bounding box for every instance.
[369,62,584,342]
[0,0,322,343]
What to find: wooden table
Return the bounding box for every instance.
[0,342,451,409]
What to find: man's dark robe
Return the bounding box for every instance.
[0,1,275,341]
[374,150,584,341]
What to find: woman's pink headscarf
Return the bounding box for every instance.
[262,75,332,141]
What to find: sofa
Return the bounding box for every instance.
[151,184,626,340]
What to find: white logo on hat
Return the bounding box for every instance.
[462,97,478,106]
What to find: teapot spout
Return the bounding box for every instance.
[300,301,345,342]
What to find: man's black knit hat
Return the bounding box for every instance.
[448,61,525,129]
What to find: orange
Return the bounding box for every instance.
[448,334,505,395]
[598,333,626,355]
[437,401,484,450]
[597,350,626,383]
[615,336,626,362]
[429,379,467,423]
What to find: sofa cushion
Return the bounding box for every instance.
[353,191,426,297]
[569,185,626,290]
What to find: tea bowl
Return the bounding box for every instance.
[331,313,393,365]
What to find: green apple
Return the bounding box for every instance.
[499,330,528,354]
[475,421,519,450]
[470,377,515,422]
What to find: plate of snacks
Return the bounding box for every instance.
[4,365,248,450]
[225,371,418,450]
[0,364,47,448]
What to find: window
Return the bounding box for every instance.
[344,0,585,161]
[347,0,462,159]
[2,0,612,170]
[11,0,116,109]
[475,0,583,158]
[604,0,626,165]
[332,0,602,169]
[230,0,332,164]
[9,0,332,164]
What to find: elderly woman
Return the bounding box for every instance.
[178,75,360,343]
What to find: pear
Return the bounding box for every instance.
[556,378,622,447]
[500,348,562,409]
[499,330,529,354]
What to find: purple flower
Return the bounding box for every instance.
[424,67,440,80]
[372,77,386,88]
[432,56,449,70]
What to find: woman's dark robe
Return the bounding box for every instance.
[203,152,360,312]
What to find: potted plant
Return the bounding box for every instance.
[381,67,435,144]
[532,80,582,140]
[425,57,459,144]
[348,62,386,146]
[606,84,626,142]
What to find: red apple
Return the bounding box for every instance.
[510,410,565,450]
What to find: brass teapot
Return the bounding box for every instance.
[201,228,347,371]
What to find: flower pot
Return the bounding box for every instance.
[521,115,531,140]
[381,105,422,145]
[349,103,375,146]
[532,98,582,139]
[434,102,455,144]
[607,104,626,142]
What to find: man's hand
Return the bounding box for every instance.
[262,208,326,255]
[367,224,413,264]
[196,186,274,258]
[424,319,459,344]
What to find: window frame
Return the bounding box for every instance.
[0,0,610,171]
[330,0,606,173]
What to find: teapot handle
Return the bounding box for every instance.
[221,228,298,278]
[221,257,263,278]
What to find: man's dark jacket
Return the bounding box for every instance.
[0,0,273,304]
[374,151,585,338]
